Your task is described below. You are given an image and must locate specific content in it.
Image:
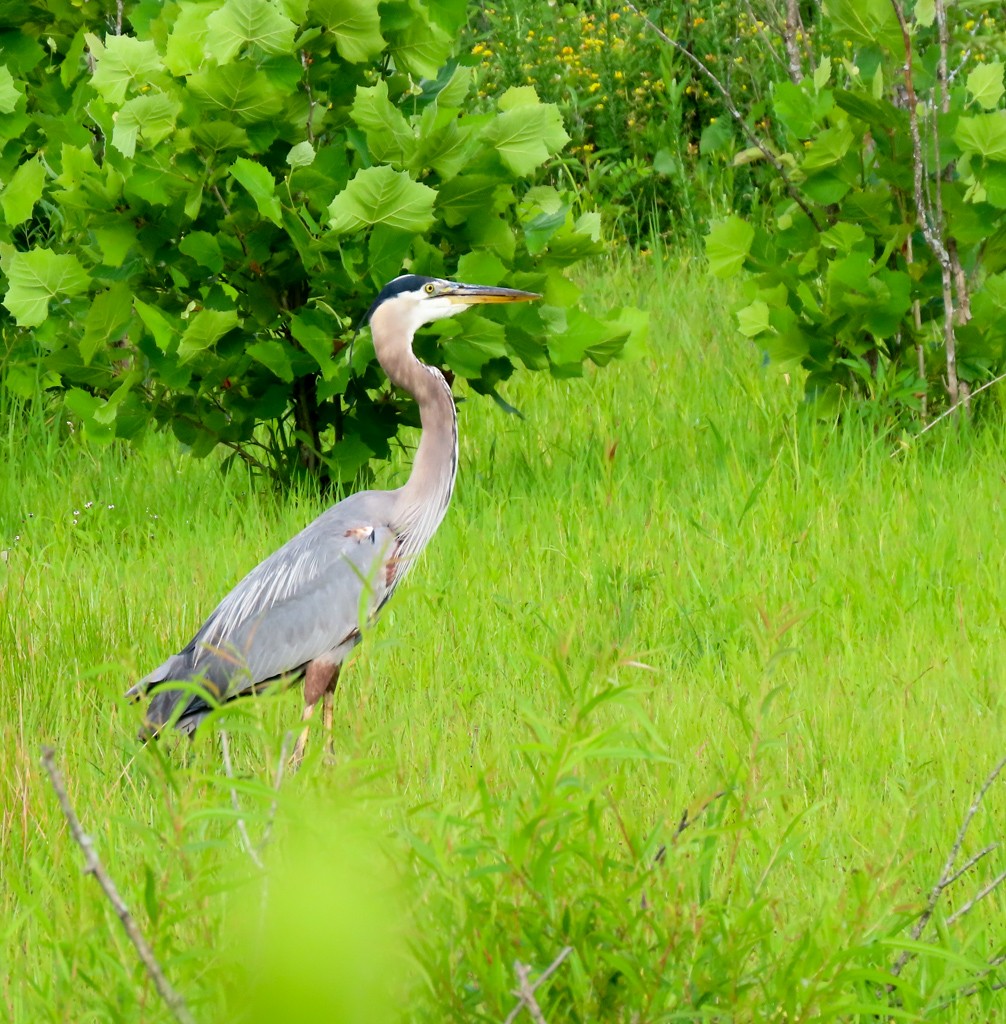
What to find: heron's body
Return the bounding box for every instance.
[128,274,537,761]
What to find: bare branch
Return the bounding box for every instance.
[300,51,316,144]
[503,946,573,1024]
[944,843,998,890]
[783,0,804,84]
[946,867,1006,927]
[900,371,1006,448]
[889,0,960,406]
[625,3,822,231]
[891,754,1006,978]
[41,746,197,1024]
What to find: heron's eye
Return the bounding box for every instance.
[424,282,436,295]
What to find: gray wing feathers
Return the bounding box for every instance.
[130,495,398,726]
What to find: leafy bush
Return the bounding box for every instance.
[703,1,1006,427]
[0,1,639,485]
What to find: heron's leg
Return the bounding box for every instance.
[322,666,341,761]
[289,702,316,770]
[289,659,338,770]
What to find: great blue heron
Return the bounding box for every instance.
[127,275,540,764]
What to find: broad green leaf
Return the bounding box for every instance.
[206,0,297,63]
[247,339,294,381]
[828,0,900,50]
[813,57,832,92]
[328,166,436,234]
[774,80,832,138]
[985,164,1006,209]
[188,63,286,122]
[2,249,89,327]
[351,81,416,166]
[164,2,212,75]
[737,300,771,338]
[81,283,133,365]
[436,315,507,378]
[367,225,412,288]
[436,174,506,226]
[230,158,283,225]
[456,251,507,285]
[384,10,453,78]
[179,231,225,273]
[834,89,907,132]
[802,124,854,170]
[0,156,45,226]
[178,308,240,361]
[312,0,385,63]
[291,308,340,377]
[91,36,160,104]
[955,113,1006,160]
[0,67,19,113]
[435,65,473,109]
[287,141,315,168]
[705,216,754,277]
[546,307,628,370]
[111,92,180,157]
[418,119,480,180]
[914,0,935,26]
[325,435,375,481]
[481,90,569,176]
[135,298,179,352]
[193,122,252,152]
[820,222,866,251]
[93,225,136,267]
[966,62,1005,112]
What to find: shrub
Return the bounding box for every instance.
[0,1,641,486]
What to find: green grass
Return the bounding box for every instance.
[3,260,1006,1021]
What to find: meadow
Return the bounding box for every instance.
[3,259,1006,1021]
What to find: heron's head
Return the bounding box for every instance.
[367,274,539,339]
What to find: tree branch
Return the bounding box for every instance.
[889,0,960,406]
[503,946,573,1024]
[891,753,1006,979]
[41,746,197,1024]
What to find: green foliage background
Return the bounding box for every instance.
[0,0,639,484]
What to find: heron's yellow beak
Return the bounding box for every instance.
[442,283,541,306]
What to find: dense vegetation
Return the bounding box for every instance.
[6,264,1006,1021]
[0,0,636,485]
[3,0,1006,1020]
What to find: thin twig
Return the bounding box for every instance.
[300,51,316,144]
[41,746,197,1024]
[946,867,1006,927]
[943,843,998,890]
[220,731,264,870]
[503,946,573,1024]
[625,2,821,231]
[891,754,1006,978]
[893,371,1006,454]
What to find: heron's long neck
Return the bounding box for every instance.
[375,326,458,550]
